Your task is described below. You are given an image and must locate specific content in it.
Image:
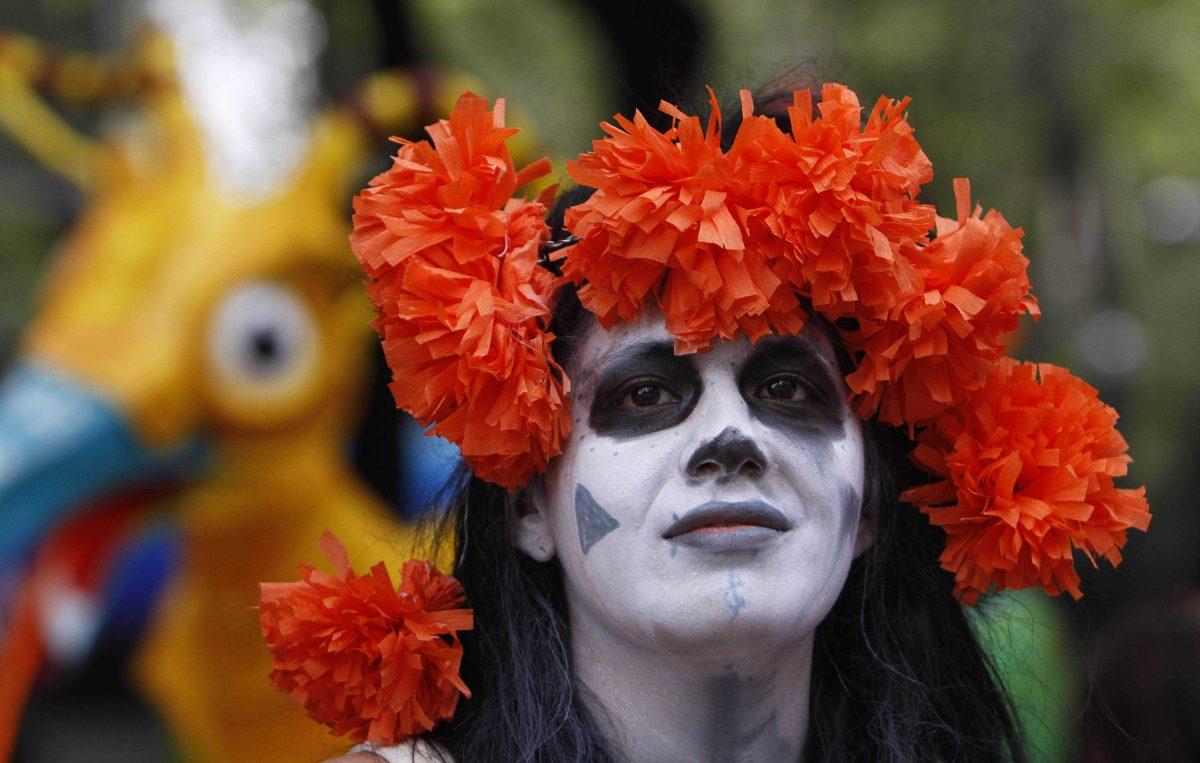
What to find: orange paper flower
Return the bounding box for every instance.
[258,532,474,745]
[563,90,806,353]
[563,84,936,358]
[902,360,1150,604]
[350,92,569,489]
[749,84,934,322]
[845,179,1040,427]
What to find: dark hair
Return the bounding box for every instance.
[422,88,1027,762]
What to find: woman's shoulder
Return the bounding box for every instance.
[325,738,453,763]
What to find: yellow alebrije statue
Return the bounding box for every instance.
[0,24,472,762]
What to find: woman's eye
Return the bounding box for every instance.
[621,382,678,409]
[757,375,809,402]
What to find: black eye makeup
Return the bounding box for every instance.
[588,340,701,438]
[739,336,846,431]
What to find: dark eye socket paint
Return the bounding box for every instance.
[587,335,845,439]
[738,337,846,429]
[588,341,701,439]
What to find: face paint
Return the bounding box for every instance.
[536,306,867,657]
[684,427,767,485]
[703,672,799,762]
[724,571,746,618]
[575,483,620,554]
[736,335,848,438]
[587,340,701,439]
[839,480,861,521]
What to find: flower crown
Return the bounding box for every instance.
[259,85,1149,747]
[349,87,1148,604]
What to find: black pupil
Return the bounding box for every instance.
[251,328,279,361]
[768,378,797,399]
[631,384,661,406]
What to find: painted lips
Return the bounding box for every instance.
[663,500,790,552]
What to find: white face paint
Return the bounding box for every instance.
[521,307,869,658]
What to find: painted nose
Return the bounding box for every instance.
[685,426,766,481]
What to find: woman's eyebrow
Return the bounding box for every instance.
[747,336,843,388]
[580,339,683,389]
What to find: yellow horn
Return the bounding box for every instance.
[296,66,488,203]
[0,26,171,105]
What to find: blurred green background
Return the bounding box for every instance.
[1,0,1197,759]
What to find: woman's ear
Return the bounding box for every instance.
[853,479,875,559]
[853,509,875,559]
[509,480,556,562]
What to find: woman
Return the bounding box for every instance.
[262,83,1150,762]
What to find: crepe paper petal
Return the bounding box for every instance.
[747,84,935,323]
[562,83,936,357]
[902,360,1150,604]
[563,89,809,354]
[350,92,570,489]
[845,178,1040,428]
[258,532,474,746]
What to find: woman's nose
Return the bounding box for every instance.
[685,426,767,481]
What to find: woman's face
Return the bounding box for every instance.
[518,308,869,656]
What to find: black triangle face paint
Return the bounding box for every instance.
[575,483,620,554]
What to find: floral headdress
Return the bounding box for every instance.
[260,87,1149,746]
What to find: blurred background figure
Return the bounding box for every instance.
[1,0,1198,761]
[0,0,474,759]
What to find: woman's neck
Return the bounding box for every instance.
[571,607,813,762]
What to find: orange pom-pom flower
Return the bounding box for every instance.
[845,179,1040,427]
[562,83,937,356]
[751,84,935,322]
[350,92,569,489]
[563,89,807,354]
[258,532,473,745]
[901,360,1150,604]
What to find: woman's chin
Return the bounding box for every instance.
[624,593,826,660]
